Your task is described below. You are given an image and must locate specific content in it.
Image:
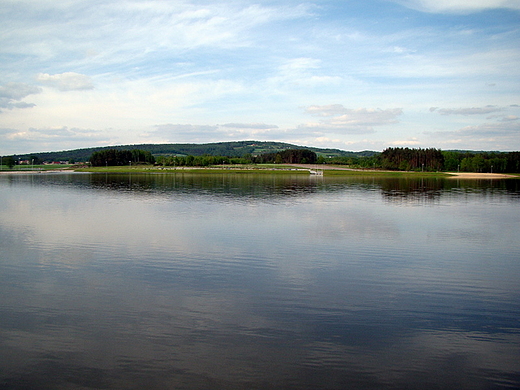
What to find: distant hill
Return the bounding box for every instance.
[12,141,379,163]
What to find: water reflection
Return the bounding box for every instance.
[0,173,519,389]
[4,171,520,202]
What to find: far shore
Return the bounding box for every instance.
[0,169,73,175]
[0,166,518,179]
[289,164,518,179]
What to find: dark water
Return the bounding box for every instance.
[1,172,519,389]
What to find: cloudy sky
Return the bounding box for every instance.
[1,0,519,154]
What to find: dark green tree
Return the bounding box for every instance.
[89,149,155,166]
[506,152,520,172]
[381,148,444,171]
[3,156,15,169]
[253,149,317,164]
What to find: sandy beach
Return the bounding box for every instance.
[445,172,516,179]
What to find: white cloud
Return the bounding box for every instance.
[394,0,520,13]
[365,47,520,81]
[265,58,343,92]
[499,115,519,122]
[389,138,422,146]
[36,72,94,91]
[221,123,278,130]
[279,58,321,72]
[149,122,285,143]
[425,105,520,149]
[430,106,503,116]
[151,124,220,142]
[427,121,520,150]
[7,126,104,141]
[296,122,376,135]
[305,104,347,117]
[0,1,314,75]
[449,122,519,137]
[0,82,41,111]
[0,82,41,100]
[306,105,403,125]
[292,106,403,136]
[0,126,109,154]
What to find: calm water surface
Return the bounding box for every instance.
[1,172,519,389]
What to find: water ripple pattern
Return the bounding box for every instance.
[1,173,519,389]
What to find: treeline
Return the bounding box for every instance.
[376,148,520,173]
[251,149,317,164]
[380,148,444,171]
[87,148,316,167]
[375,148,520,173]
[442,151,520,173]
[322,148,444,171]
[156,155,249,167]
[322,148,520,173]
[89,149,155,166]
[156,149,317,166]
[76,146,520,173]
[318,155,380,169]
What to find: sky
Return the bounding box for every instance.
[1,0,520,155]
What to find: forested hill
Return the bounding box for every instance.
[13,141,377,163]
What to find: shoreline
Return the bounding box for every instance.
[444,172,516,179]
[0,169,74,175]
[290,164,518,179]
[0,167,517,179]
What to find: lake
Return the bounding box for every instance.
[1,172,519,389]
